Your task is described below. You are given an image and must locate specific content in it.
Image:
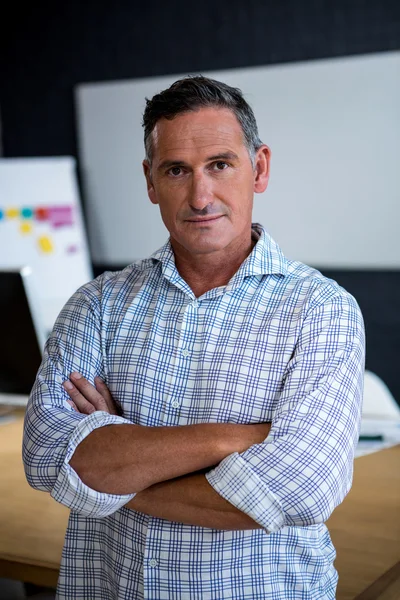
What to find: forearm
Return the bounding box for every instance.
[69,422,270,495]
[126,472,263,530]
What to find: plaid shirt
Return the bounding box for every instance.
[23,223,365,599]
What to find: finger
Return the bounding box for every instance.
[69,372,109,412]
[94,376,119,415]
[63,380,97,415]
[67,399,79,412]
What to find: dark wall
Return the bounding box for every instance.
[1,0,399,402]
[1,0,399,158]
[321,270,400,407]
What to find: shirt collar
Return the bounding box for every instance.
[151,223,287,292]
[236,223,288,279]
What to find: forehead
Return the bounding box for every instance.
[151,107,246,160]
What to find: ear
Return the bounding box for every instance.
[143,160,158,205]
[253,145,271,194]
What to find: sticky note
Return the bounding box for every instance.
[0,209,4,220]
[38,235,54,253]
[21,207,34,219]
[49,205,74,228]
[35,207,49,221]
[20,222,33,235]
[6,208,19,219]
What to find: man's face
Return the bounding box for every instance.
[143,107,270,257]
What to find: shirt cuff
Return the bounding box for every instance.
[51,411,135,518]
[205,452,286,533]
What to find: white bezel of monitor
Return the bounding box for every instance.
[18,266,47,354]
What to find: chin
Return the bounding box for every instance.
[171,225,236,255]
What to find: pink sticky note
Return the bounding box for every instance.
[49,205,74,228]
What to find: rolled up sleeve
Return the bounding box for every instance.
[206,290,365,532]
[50,410,135,517]
[23,278,135,518]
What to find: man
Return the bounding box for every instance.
[23,76,365,599]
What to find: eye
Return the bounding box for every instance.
[213,161,229,171]
[168,166,183,177]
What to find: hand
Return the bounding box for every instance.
[63,372,121,416]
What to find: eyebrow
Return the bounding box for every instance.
[157,152,240,172]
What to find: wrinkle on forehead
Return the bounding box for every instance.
[154,126,240,151]
[151,108,245,159]
[161,141,236,156]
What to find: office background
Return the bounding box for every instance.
[1,0,399,404]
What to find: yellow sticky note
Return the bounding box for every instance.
[6,207,19,219]
[38,235,54,253]
[20,221,33,235]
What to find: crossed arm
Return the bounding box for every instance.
[65,372,270,529]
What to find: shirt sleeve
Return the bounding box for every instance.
[22,279,135,518]
[205,287,365,532]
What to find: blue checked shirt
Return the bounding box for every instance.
[23,224,365,599]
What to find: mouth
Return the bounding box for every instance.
[185,215,224,224]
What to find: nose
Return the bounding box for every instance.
[188,172,214,212]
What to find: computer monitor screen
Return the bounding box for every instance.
[0,270,43,394]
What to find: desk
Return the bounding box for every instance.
[0,410,68,587]
[327,444,400,599]
[0,412,399,597]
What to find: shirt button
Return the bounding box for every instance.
[149,559,158,567]
[192,300,198,308]
[182,348,190,357]
[171,400,180,409]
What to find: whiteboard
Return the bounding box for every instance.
[76,51,400,268]
[0,157,93,334]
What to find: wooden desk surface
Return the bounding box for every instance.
[327,443,400,599]
[0,411,399,597]
[0,410,69,587]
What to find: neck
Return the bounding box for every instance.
[172,234,255,297]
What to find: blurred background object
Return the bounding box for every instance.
[0,268,45,406]
[0,158,93,338]
[76,53,399,268]
[356,370,400,457]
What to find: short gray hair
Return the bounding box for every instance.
[142,75,263,168]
